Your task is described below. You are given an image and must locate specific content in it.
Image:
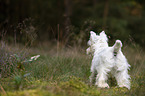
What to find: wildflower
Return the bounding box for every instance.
[29,55,40,61]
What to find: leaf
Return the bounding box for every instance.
[23,73,31,77]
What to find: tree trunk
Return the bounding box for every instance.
[64,0,72,35]
[62,0,72,45]
[103,0,109,30]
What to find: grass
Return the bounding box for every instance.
[0,42,145,96]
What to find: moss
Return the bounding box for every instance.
[3,89,57,96]
[59,76,100,96]
[1,72,145,96]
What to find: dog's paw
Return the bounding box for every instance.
[119,84,130,90]
[96,83,110,88]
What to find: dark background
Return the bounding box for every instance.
[0,0,145,47]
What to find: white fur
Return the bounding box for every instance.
[86,31,108,55]
[87,31,131,89]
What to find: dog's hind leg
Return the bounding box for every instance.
[114,69,130,89]
[96,72,110,88]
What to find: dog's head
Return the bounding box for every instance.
[88,31,108,46]
[86,31,108,55]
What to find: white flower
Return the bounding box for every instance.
[29,55,40,61]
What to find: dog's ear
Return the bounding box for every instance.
[100,31,106,36]
[90,31,96,36]
[100,31,108,41]
[90,31,97,41]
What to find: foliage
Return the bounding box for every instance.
[13,54,40,90]
[0,43,26,77]
[15,18,37,45]
[0,0,145,47]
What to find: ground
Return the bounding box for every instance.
[0,43,145,96]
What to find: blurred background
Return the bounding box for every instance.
[0,1,145,95]
[0,0,145,47]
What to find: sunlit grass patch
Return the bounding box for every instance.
[4,89,56,96]
[59,76,100,96]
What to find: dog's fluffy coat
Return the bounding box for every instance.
[87,31,131,89]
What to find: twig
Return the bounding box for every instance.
[0,84,6,95]
[57,24,60,56]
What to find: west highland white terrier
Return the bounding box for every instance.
[87,31,131,89]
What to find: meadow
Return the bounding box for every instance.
[0,41,145,96]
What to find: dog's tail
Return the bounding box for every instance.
[113,40,122,56]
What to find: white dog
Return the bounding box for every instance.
[87,31,131,89]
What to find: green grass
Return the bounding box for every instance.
[0,44,145,96]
